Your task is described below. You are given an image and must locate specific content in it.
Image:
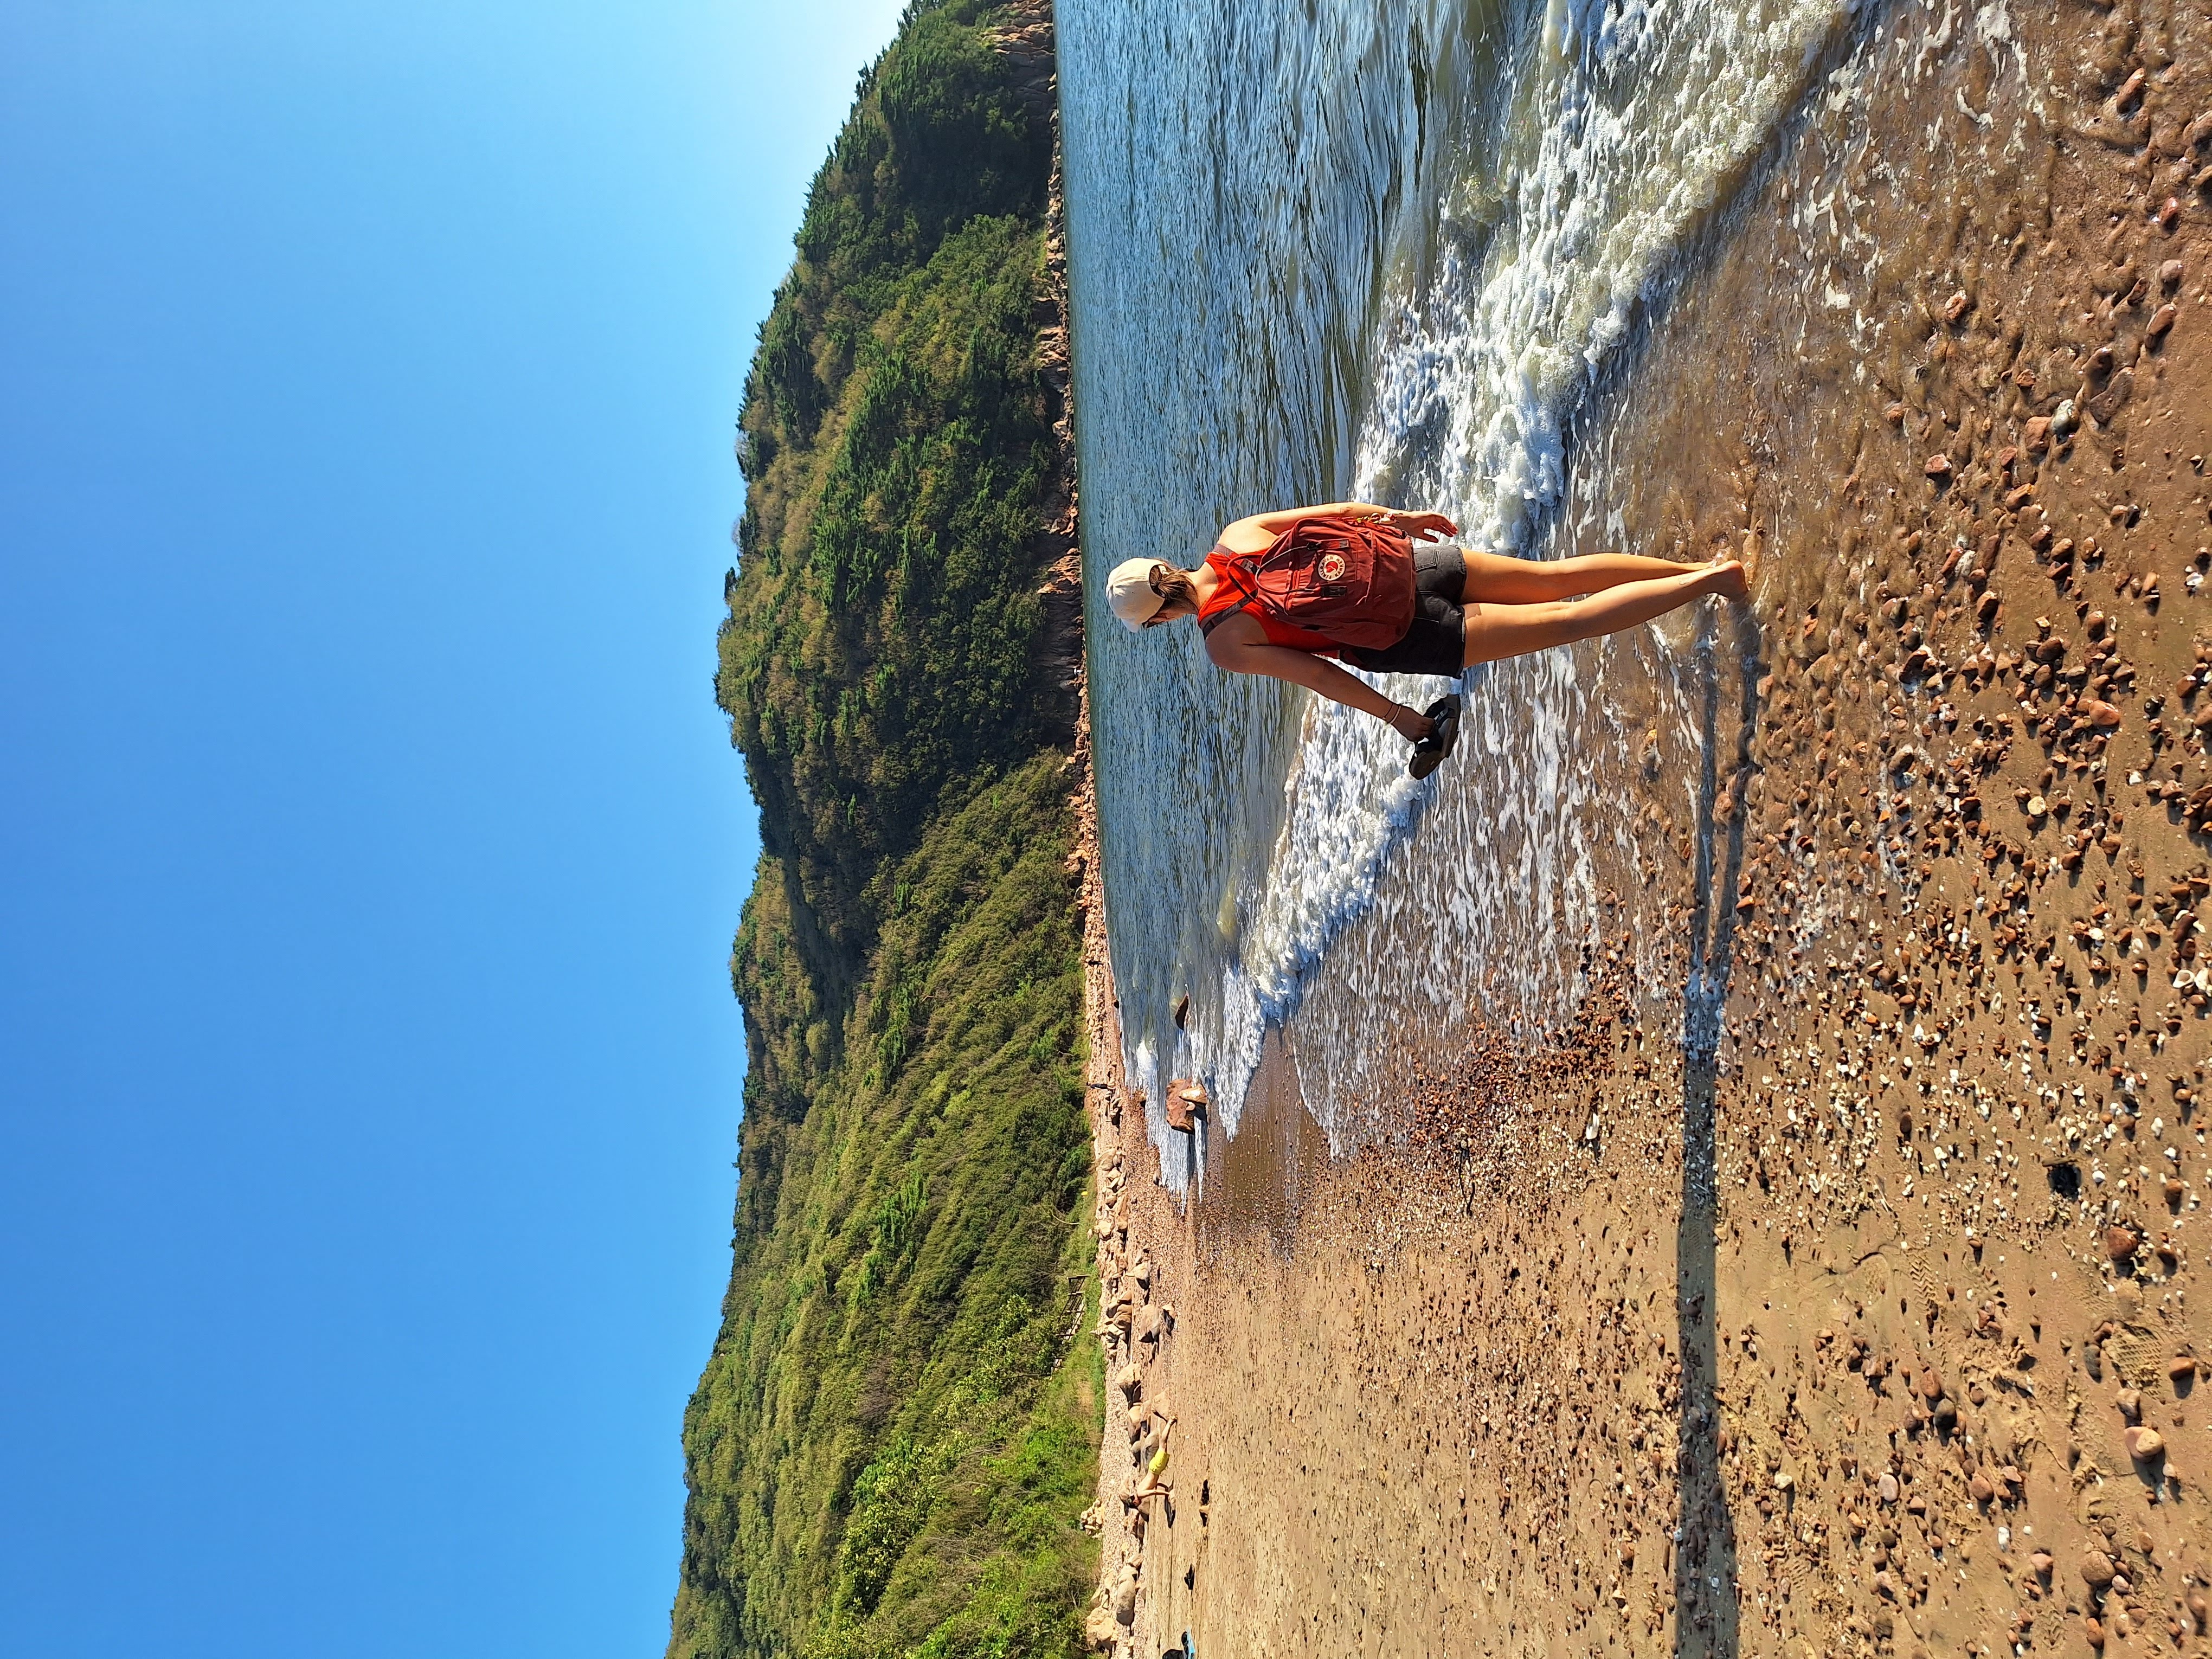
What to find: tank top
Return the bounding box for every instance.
[1195,545,1338,654]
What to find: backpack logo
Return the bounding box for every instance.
[1319,552,1347,582]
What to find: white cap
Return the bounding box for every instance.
[1107,557,1167,631]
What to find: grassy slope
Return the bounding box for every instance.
[668,6,1098,1657]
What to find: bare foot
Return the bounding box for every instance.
[1705,557,1750,601]
[1739,519,1766,587]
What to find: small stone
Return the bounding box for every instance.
[2028,795,2048,820]
[1084,1606,1120,1650]
[1886,401,1908,425]
[2085,1551,2118,1587]
[1944,289,1971,323]
[2108,1226,2141,1261]
[2149,304,2177,340]
[2055,400,2079,435]
[2119,1387,2144,1422]
[2189,1588,2208,1629]
[1926,453,1953,479]
[2167,1176,2187,1205]
[1970,1470,1995,1503]
[2031,1551,2055,1574]
[2025,415,2053,449]
[2165,259,2188,288]
[2085,1613,2107,1649]
[2158,197,2182,233]
[2173,1355,2198,1383]
[2117,69,2146,110]
[2084,699,2124,728]
[1921,1368,1946,1403]
[2126,1424,2166,1461]
[1880,1472,1900,1503]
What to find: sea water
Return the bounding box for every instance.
[1059,0,1862,1167]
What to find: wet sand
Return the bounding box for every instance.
[1082,0,2212,1654]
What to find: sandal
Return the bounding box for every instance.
[1407,695,1461,780]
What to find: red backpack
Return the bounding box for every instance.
[1200,514,1417,651]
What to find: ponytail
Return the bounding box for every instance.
[1143,565,1199,625]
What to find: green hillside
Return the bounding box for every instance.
[668,5,1099,1658]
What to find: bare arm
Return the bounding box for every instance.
[1206,626,1433,739]
[1220,503,1460,549]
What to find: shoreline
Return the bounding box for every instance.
[1077,0,2212,1651]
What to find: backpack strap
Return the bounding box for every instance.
[1197,547,1263,637]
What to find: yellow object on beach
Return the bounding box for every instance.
[1149,1447,1170,1476]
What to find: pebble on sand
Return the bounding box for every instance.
[1925,453,1954,479]
[1879,1472,1900,1504]
[2107,1226,2141,1262]
[2125,1424,2167,1462]
[2085,1551,2118,1588]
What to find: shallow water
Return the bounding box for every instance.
[1060,0,2008,1167]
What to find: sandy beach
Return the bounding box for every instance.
[1079,0,2212,1652]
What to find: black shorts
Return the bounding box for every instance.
[1339,543,1465,678]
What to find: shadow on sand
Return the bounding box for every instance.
[1671,599,1761,1658]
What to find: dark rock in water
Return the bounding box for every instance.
[1163,1078,1208,1132]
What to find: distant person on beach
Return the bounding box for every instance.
[1107,502,1747,776]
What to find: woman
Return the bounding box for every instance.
[1107,500,1749,771]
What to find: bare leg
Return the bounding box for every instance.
[1458,548,1712,605]
[1463,561,1746,667]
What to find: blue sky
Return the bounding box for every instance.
[0,2,905,1652]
